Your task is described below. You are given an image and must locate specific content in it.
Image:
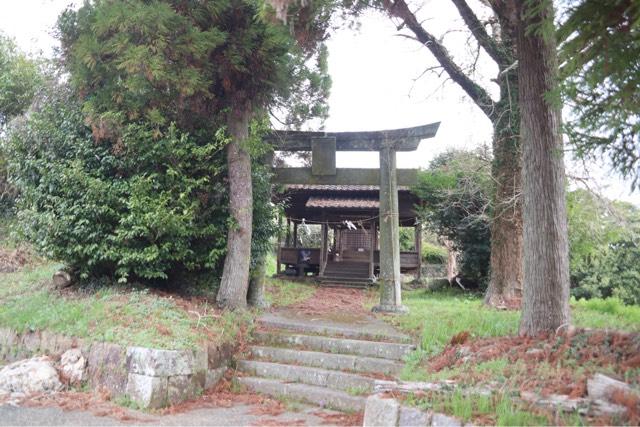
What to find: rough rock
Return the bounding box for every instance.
[59,348,86,385]
[52,270,73,288]
[587,373,633,402]
[363,394,399,427]
[126,373,167,409]
[0,357,62,394]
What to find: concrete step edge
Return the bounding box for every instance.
[257,317,412,344]
[237,359,380,393]
[252,331,415,361]
[249,345,403,376]
[236,376,366,412]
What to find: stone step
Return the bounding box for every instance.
[257,313,412,343]
[250,346,403,376]
[237,360,384,393]
[237,376,366,412]
[253,331,415,361]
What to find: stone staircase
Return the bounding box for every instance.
[319,262,375,288]
[235,312,415,412]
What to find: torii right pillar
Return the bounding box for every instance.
[373,141,408,314]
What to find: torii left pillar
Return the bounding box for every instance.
[373,141,408,314]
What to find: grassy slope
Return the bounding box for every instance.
[381,288,640,425]
[0,262,252,349]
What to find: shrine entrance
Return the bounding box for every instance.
[267,122,440,313]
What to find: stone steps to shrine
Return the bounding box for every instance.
[234,313,415,413]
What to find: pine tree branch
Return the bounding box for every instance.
[382,0,496,119]
[449,0,509,67]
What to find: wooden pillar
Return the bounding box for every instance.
[276,214,283,275]
[320,222,328,276]
[293,222,298,248]
[415,222,422,280]
[369,220,376,280]
[374,144,407,313]
[285,218,291,247]
[337,228,343,261]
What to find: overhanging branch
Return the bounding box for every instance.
[382,0,496,119]
[450,0,510,67]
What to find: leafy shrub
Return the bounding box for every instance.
[567,189,640,305]
[7,85,233,285]
[413,149,492,287]
[422,242,447,264]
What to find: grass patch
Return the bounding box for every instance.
[0,262,253,349]
[389,288,640,358]
[405,390,549,425]
[264,277,315,307]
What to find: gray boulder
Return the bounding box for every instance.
[0,356,63,394]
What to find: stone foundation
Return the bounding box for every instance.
[0,327,232,408]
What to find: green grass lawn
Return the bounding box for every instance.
[386,288,640,357]
[0,262,252,349]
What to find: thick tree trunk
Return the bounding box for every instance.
[515,0,571,335]
[485,70,524,307]
[216,104,253,310]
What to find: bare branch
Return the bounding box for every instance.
[449,0,510,67]
[382,0,496,119]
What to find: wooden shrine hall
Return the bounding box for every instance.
[267,122,440,312]
[276,184,422,287]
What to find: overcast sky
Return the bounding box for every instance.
[1,0,638,205]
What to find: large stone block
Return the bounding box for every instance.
[127,347,193,377]
[431,412,462,427]
[207,342,234,369]
[0,328,18,361]
[399,406,431,427]
[87,342,128,396]
[60,348,86,385]
[167,375,195,406]
[363,394,399,427]
[205,367,227,390]
[126,373,167,409]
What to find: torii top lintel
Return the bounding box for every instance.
[266,122,440,152]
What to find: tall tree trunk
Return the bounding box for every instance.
[216,104,253,310]
[515,0,571,335]
[485,66,524,307]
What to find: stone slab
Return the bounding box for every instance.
[127,347,193,377]
[253,331,415,360]
[87,342,128,396]
[126,373,167,409]
[258,311,412,343]
[363,394,399,427]
[399,406,431,427]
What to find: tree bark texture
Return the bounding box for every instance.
[216,104,253,310]
[383,0,524,307]
[484,61,523,307]
[515,0,571,335]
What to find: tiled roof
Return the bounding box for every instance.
[306,196,379,209]
[284,184,409,191]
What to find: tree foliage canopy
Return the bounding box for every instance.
[559,0,640,188]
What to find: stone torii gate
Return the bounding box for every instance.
[267,122,440,313]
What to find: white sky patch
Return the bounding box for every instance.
[1,0,637,204]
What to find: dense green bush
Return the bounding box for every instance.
[7,84,234,285]
[568,189,640,305]
[413,149,493,286]
[422,242,448,264]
